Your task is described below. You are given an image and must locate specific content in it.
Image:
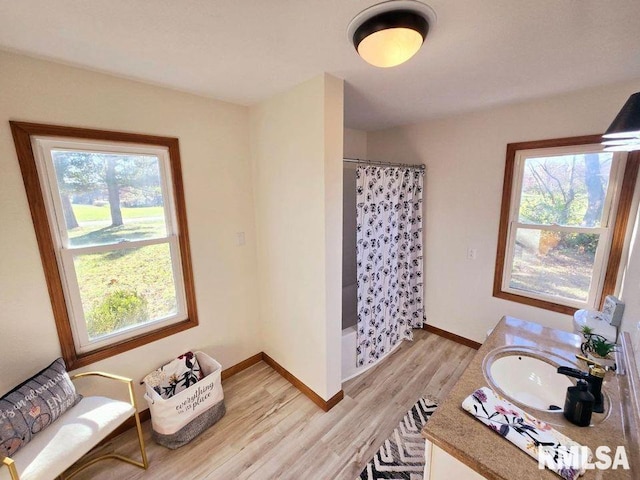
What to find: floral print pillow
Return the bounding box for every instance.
[143,352,204,400]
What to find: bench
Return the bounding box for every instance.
[1,372,148,480]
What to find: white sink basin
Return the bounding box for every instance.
[487,353,572,412]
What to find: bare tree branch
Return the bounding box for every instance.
[528,163,555,204]
[540,161,567,204]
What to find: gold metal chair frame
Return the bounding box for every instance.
[1,372,149,480]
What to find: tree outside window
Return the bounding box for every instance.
[11,122,198,368]
[494,135,639,314]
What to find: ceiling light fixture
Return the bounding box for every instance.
[347,1,436,68]
[602,92,640,152]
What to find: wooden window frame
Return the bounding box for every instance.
[493,134,639,315]
[10,121,199,369]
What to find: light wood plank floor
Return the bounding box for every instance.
[72,330,476,480]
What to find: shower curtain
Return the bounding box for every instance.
[356,165,424,367]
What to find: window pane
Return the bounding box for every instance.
[518,152,613,227]
[509,228,599,302]
[50,150,167,247]
[73,243,178,341]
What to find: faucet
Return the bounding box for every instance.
[557,365,606,414]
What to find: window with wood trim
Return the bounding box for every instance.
[494,135,639,315]
[11,122,198,369]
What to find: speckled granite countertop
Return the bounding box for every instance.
[422,316,639,479]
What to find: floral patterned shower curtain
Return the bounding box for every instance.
[356,165,424,367]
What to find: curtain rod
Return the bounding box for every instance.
[343,157,425,170]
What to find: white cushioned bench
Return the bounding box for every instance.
[1,372,148,480]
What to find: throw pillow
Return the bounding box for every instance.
[0,358,81,457]
[143,351,203,400]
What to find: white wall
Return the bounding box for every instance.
[324,76,344,396]
[367,80,640,343]
[619,175,640,369]
[250,74,343,401]
[342,128,367,328]
[0,50,261,406]
[344,128,367,160]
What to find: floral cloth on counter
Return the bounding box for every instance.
[462,387,591,480]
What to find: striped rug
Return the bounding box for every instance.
[358,397,438,480]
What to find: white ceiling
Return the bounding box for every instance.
[1,0,640,130]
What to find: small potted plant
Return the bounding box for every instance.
[580,325,594,337]
[580,326,617,369]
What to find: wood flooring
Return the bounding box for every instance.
[71,330,476,480]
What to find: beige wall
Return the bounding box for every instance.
[619,178,640,369]
[344,128,367,160]
[323,76,344,396]
[342,129,367,328]
[0,51,261,406]
[367,80,640,343]
[250,74,343,400]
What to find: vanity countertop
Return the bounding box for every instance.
[421,316,640,480]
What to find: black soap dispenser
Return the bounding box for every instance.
[564,380,595,427]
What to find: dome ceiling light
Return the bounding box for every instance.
[347,1,436,68]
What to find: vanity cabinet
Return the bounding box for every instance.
[423,440,485,480]
[420,316,639,480]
